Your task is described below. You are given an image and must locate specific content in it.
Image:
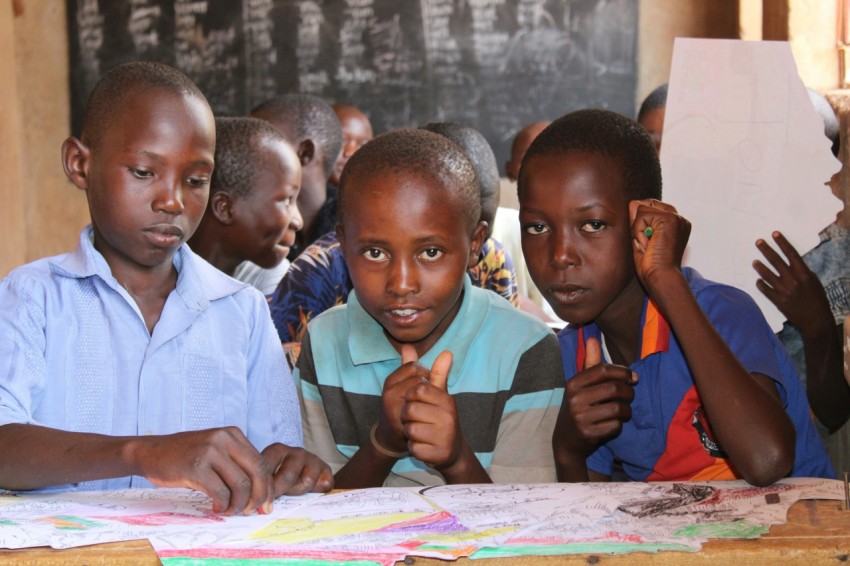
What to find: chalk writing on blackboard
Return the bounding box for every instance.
[66,0,636,174]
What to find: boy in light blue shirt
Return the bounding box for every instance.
[0,61,331,514]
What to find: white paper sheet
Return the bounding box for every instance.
[0,479,842,564]
[661,38,841,330]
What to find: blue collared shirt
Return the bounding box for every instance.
[0,227,301,491]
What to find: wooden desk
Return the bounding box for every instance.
[1,499,847,565]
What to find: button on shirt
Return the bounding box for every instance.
[0,227,301,491]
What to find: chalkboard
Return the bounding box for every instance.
[67,0,637,175]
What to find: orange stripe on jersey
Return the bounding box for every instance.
[689,458,739,481]
[647,386,740,481]
[640,300,670,358]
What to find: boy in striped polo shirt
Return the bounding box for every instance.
[294,128,564,487]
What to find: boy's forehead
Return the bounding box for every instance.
[345,168,467,217]
[112,89,214,138]
[257,137,300,172]
[525,151,628,197]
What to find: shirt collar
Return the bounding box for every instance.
[49,226,245,312]
[820,222,850,243]
[574,298,670,372]
[347,276,485,388]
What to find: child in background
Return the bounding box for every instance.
[753,91,850,474]
[295,129,564,487]
[189,117,303,295]
[251,95,343,258]
[0,62,331,512]
[306,103,376,250]
[519,109,833,485]
[495,120,559,325]
[329,103,374,188]
[505,121,550,184]
[637,83,667,155]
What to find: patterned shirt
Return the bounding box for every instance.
[776,222,850,475]
[269,231,518,353]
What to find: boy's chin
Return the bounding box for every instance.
[253,247,289,269]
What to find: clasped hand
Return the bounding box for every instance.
[629,199,691,291]
[376,344,462,470]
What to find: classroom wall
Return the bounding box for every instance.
[2,0,89,277]
[0,0,840,276]
[787,0,839,92]
[637,0,740,107]
[0,1,26,277]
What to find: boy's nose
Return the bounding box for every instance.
[386,259,419,296]
[551,234,579,269]
[290,204,304,232]
[153,183,184,215]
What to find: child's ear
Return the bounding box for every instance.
[297,139,316,167]
[210,192,235,225]
[467,221,488,268]
[61,137,90,191]
[335,223,345,249]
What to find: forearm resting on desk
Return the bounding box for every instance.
[0,423,141,489]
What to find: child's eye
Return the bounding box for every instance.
[581,220,607,233]
[363,248,387,262]
[186,176,210,188]
[419,248,444,261]
[524,223,549,235]
[129,168,152,179]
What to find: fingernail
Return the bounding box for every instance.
[262,500,274,515]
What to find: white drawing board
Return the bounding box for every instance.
[661,38,841,331]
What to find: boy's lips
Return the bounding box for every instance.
[547,284,589,305]
[383,305,425,326]
[144,224,184,247]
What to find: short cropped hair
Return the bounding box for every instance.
[211,117,291,199]
[521,109,662,202]
[637,83,668,123]
[81,61,207,149]
[339,128,480,233]
[419,122,498,224]
[251,94,343,178]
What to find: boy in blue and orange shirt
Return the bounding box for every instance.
[519,109,833,485]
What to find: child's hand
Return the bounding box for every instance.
[261,444,334,500]
[400,350,462,470]
[130,427,276,515]
[629,199,691,290]
[375,345,431,456]
[554,337,636,462]
[753,231,832,337]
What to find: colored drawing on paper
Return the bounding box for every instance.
[674,520,768,539]
[40,515,106,530]
[249,512,430,544]
[97,512,225,526]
